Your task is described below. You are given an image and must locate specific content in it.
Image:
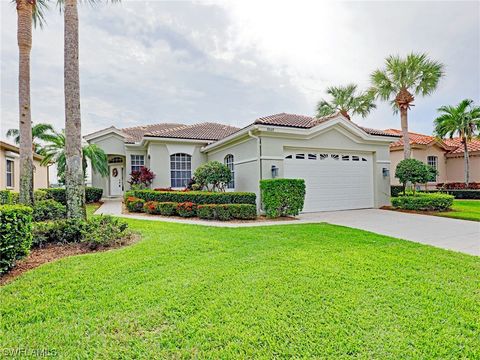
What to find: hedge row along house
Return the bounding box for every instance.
[85,113,399,212]
[385,129,480,188]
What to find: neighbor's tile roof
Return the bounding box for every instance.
[254,112,398,137]
[443,138,480,154]
[122,123,184,143]
[384,129,438,147]
[146,122,240,141]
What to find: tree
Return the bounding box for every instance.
[194,161,232,192]
[128,167,156,190]
[395,159,435,194]
[370,53,444,159]
[40,130,108,183]
[15,0,48,205]
[6,123,56,154]
[434,99,480,185]
[316,84,376,120]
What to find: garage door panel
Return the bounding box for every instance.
[284,152,374,212]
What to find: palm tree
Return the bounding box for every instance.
[40,130,109,184]
[6,123,56,154]
[370,53,444,159]
[15,0,48,205]
[316,84,376,120]
[434,99,480,185]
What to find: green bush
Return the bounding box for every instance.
[125,196,145,213]
[391,185,405,197]
[157,202,178,216]
[194,161,232,191]
[176,202,196,217]
[395,159,436,193]
[85,187,103,203]
[143,201,161,215]
[34,190,48,202]
[197,204,257,221]
[32,219,86,247]
[41,187,103,205]
[260,179,305,218]
[0,190,13,205]
[32,199,66,222]
[0,205,33,274]
[125,190,256,205]
[81,216,129,250]
[391,193,454,211]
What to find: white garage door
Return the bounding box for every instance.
[284,151,374,212]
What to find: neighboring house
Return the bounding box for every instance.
[385,129,480,187]
[0,141,49,191]
[85,113,399,212]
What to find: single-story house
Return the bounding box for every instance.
[385,129,480,187]
[85,113,399,212]
[0,141,50,191]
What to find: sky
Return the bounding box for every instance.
[1,0,479,142]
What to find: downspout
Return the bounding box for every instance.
[248,129,262,211]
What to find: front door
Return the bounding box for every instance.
[109,165,123,196]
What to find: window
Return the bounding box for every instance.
[361,157,367,162]
[319,153,328,160]
[341,155,350,161]
[308,154,317,160]
[109,156,123,164]
[170,153,191,188]
[427,156,438,181]
[224,154,235,189]
[331,154,339,160]
[285,154,293,159]
[6,159,14,188]
[295,154,305,159]
[352,156,360,161]
[130,155,144,173]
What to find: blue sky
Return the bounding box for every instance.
[1,0,479,140]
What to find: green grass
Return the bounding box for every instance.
[438,200,480,221]
[1,220,479,358]
[86,202,101,218]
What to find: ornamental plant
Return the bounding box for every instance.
[125,196,145,213]
[143,201,161,215]
[176,202,196,217]
[395,159,437,194]
[194,161,231,192]
[260,179,305,218]
[128,167,156,190]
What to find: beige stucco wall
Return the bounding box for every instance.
[0,149,49,191]
[446,155,480,183]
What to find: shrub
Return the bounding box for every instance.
[128,167,155,189]
[395,159,436,194]
[0,205,33,274]
[125,196,145,212]
[228,204,257,220]
[196,204,217,220]
[0,190,14,205]
[194,161,232,191]
[391,185,405,197]
[437,182,480,190]
[32,199,66,222]
[391,193,454,211]
[85,187,103,203]
[125,190,256,205]
[176,202,196,217]
[197,204,257,221]
[143,201,161,215]
[260,179,305,218]
[154,187,174,192]
[81,216,129,250]
[157,202,178,216]
[34,190,48,202]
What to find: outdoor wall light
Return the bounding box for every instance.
[271,165,279,178]
[382,168,390,177]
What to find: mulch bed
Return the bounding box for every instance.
[380,206,450,217]
[0,234,140,286]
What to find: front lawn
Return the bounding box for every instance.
[1,220,478,358]
[438,199,480,221]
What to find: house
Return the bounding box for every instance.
[385,129,480,187]
[85,113,399,212]
[0,141,50,191]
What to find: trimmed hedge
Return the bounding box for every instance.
[391,185,405,197]
[0,205,33,274]
[197,204,257,221]
[437,182,480,190]
[157,202,177,216]
[125,196,145,212]
[260,179,305,218]
[176,202,196,217]
[125,190,256,205]
[0,190,14,205]
[41,187,103,205]
[391,193,454,211]
[33,199,66,222]
[143,201,161,215]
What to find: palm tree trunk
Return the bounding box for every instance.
[463,139,469,186]
[64,0,86,219]
[400,107,411,159]
[17,0,34,205]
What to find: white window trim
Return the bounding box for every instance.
[6,158,14,189]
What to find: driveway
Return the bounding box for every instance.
[97,200,479,256]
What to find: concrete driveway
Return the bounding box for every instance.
[299,209,480,256]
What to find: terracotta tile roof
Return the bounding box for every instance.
[254,112,398,137]
[146,122,240,141]
[121,123,184,143]
[443,138,480,154]
[384,129,438,147]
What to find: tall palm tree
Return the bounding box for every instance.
[434,99,480,185]
[6,123,56,154]
[316,84,376,120]
[370,53,444,159]
[15,0,48,205]
[40,130,109,183]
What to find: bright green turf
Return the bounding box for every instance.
[438,200,480,221]
[1,219,479,358]
[86,202,101,218]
